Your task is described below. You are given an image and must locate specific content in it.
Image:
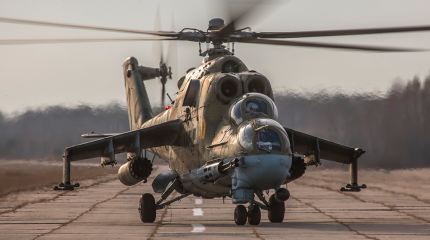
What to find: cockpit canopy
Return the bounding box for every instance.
[230,93,278,125]
[237,119,291,154]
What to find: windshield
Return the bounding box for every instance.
[232,99,244,124]
[244,99,268,117]
[230,96,274,125]
[238,123,254,151]
[256,128,282,152]
[238,122,290,153]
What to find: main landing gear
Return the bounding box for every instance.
[138,184,288,225]
[139,193,156,223]
[268,194,285,223]
[234,190,288,225]
[138,179,190,223]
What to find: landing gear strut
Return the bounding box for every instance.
[138,179,190,223]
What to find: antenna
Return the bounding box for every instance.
[167,93,175,104]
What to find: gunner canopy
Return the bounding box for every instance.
[231,93,278,125]
[238,120,290,154]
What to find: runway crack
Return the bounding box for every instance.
[296,181,430,224]
[0,175,118,216]
[252,226,265,240]
[292,196,380,240]
[33,182,140,240]
[306,176,430,205]
[31,167,160,240]
[147,192,177,240]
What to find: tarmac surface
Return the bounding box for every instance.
[1,165,430,240]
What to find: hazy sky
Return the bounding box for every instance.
[1,0,430,114]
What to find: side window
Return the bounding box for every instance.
[238,124,254,151]
[183,79,200,107]
[232,100,243,124]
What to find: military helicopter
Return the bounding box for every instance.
[2,5,430,226]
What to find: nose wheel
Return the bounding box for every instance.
[234,205,247,225]
[248,205,261,225]
[234,204,262,225]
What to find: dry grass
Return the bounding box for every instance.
[0,163,118,197]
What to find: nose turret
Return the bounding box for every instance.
[231,154,292,204]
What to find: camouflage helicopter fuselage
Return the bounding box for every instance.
[123,54,293,201]
[60,49,364,225]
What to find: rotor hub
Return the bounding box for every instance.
[208,18,225,31]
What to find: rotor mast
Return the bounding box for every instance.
[200,18,235,59]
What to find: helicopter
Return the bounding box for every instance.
[2,5,430,226]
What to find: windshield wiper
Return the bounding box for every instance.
[245,110,263,116]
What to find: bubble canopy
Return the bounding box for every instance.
[230,93,278,125]
[237,119,291,154]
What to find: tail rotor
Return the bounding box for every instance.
[153,5,176,109]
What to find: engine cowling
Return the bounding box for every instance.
[118,156,153,186]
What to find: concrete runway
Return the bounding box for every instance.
[1,165,430,240]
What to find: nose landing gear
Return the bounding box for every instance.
[234,204,262,225]
[233,189,288,225]
[234,205,247,225]
[248,204,261,225]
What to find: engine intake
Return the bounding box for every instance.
[243,74,272,97]
[215,74,242,104]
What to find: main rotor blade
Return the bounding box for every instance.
[219,0,262,34]
[256,25,430,39]
[0,37,177,45]
[0,17,179,37]
[246,39,425,52]
[219,0,285,34]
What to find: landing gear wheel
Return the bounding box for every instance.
[268,194,285,223]
[248,205,261,225]
[234,205,247,225]
[139,193,156,223]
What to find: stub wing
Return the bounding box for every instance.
[284,127,367,191]
[64,119,182,162]
[283,127,365,164]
